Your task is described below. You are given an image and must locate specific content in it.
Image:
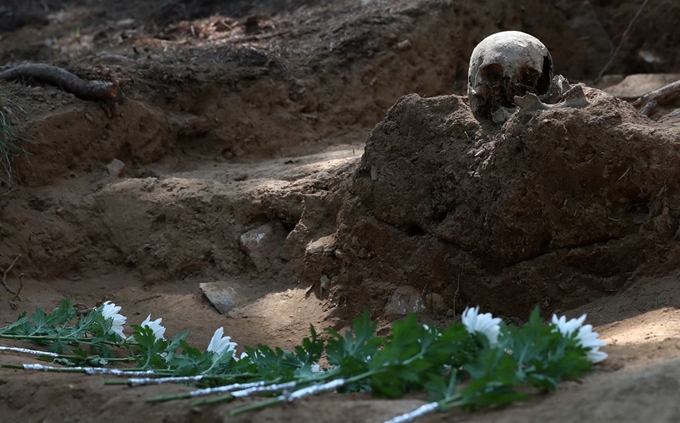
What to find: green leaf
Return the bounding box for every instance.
[0,312,30,335]
[45,299,76,327]
[166,340,213,376]
[326,308,382,367]
[29,308,48,335]
[369,314,423,369]
[424,324,472,368]
[162,329,190,364]
[131,324,168,370]
[53,357,75,366]
[423,373,448,400]
[249,345,289,380]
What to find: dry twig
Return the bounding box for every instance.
[11,273,24,302]
[1,254,20,295]
[595,0,650,84]
[0,64,120,102]
[633,80,680,116]
[452,274,460,317]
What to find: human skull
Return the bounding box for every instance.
[468,31,553,124]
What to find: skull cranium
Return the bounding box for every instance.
[468,31,553,124]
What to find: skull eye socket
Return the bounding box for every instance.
[518,55,552,96]
[518,67,541,93]
[536,55,553,95]
[480,63,504,83]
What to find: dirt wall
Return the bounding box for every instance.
[304,87,680,318]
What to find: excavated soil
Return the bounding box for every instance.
[1,0,680,422]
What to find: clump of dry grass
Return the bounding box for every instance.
[0,90,27,187]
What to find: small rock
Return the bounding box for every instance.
[397,39,412,51]
[320,275,330,290]
[107,158,125,176]
[305,235,336,255]
[116,18,135,27]
[383,285,425,317]
[200,282,237,315]
[425,293,448,315]
[239,221,287,272]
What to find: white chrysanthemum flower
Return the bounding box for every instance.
[100,301,127,339]
[140,314,166,341]
[233,351,248,361]
[462,306,502,346]
[552,313,608,363]
[207,327,238,355]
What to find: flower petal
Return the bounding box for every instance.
[552,313,607,363]
[100,301,127,340]
[586,348,609,364]
[207,327,238,355]
[140,314,166,340]
[462,306,501,346]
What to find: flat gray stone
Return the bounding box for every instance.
[200,282,237,315]
[604,74,680,99]
[107,158,126,176]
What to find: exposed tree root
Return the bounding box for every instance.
[1,254,20,296]
[594,0,649,84]
[11,273,24,302]
[0,63,120,102]
[633,80,680,116]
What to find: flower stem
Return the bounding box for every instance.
[104,379,135,386]
[228,397,281,415]
[193,381,296,407]
[438,396,464,410]
[382,402,440,423]
[382,393,463,423]
[0,345,59,357]
[0,345,138,365]
[0,362,156,375]
[117,374,252,387]
[0,333,121,347]
[146,380,271,403]
[229,375,358,415]
[146,392,196,403]
[192,393,236,406]
[0,362,88,373]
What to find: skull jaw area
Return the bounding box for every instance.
[470,75,589,125]
[468,57,553,124]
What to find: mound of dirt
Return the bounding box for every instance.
[306,86,680,319]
